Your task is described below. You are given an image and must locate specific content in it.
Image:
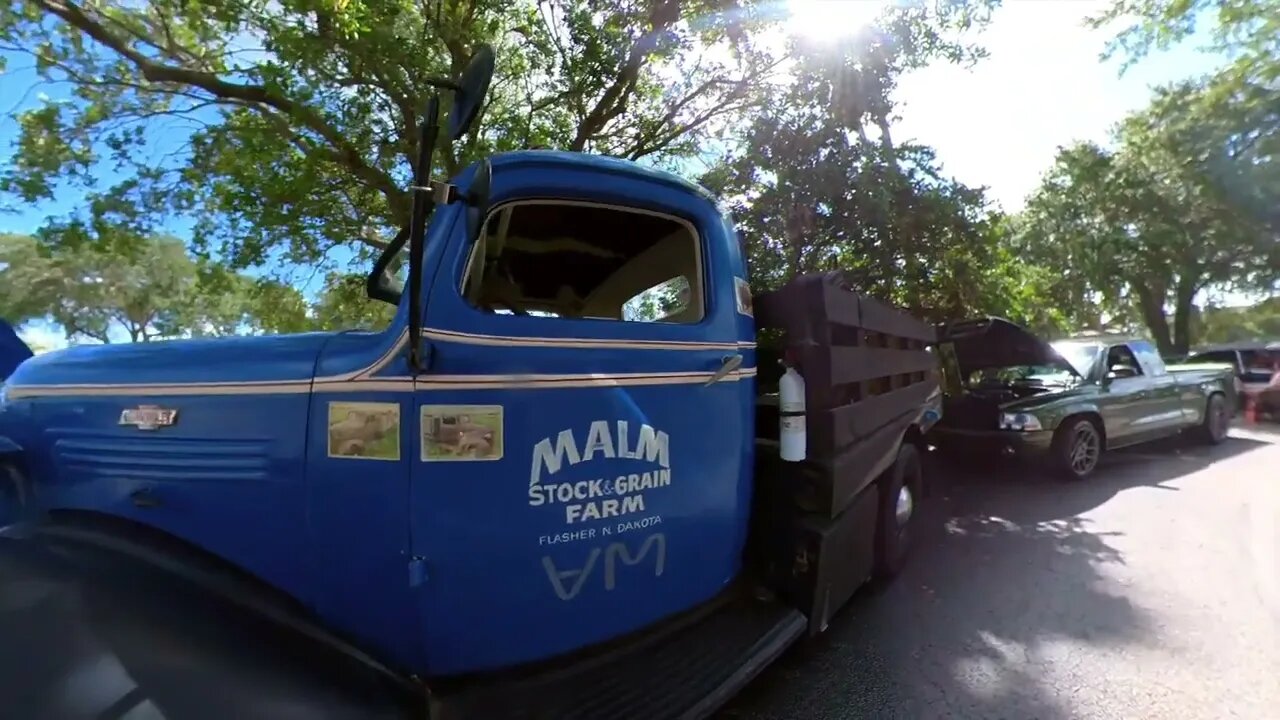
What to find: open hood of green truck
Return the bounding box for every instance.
[937,317,1081,380]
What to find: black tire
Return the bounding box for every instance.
[874,443,924,580]
[1049,416,1103,481]
[1193,392,1229,445]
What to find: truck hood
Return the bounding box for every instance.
[937,317,1081,380]
[0,320,33,382]
[6,332,337,390]
[997,384,1096,413]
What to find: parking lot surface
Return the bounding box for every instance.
[722,426,1280,720]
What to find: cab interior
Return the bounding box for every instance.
[461,200,705,324]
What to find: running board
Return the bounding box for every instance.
[428,596,806,720]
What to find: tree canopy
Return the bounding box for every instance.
[0,229,309,342]
[1018,3,1279,354]
[0,0,1275,352]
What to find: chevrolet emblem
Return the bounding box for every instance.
[119,405,178,431]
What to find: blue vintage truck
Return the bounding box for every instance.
[0,47,941,720]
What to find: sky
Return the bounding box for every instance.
[0,0,1241,349]
[889,0,1223,212]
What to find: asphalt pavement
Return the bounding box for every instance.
[720,424,1280,720]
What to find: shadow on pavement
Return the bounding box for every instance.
[719,433,1274,720]
[937,433,1271,525]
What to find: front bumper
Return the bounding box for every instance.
[929,426,1055,460]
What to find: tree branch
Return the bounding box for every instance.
[37,0,408,224]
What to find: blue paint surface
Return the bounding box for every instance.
[12,331,336,386]
[1,151,759,677]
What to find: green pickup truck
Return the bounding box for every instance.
[930,318,1237,480]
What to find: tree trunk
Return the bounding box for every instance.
[1170,276,1200,355]
[1132,282,1173,356]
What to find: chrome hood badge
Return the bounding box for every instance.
[119,405,178,431]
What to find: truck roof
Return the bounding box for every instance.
[1057,333,1142,347]
[1191,340,1276,352]
[484,150,716,202]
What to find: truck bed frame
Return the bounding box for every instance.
[750,271,938,634]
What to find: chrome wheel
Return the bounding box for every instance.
[1070,423,1100,476]
[895,485,914,526]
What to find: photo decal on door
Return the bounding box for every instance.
[421,405,505,462]
[328,401,401,461]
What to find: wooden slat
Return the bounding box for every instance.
[808,380,938,457]
[827,346,937,387]
[757,272,934,343]
[857,293,935,342]
[814,413,913,516]
[816,274,862,329]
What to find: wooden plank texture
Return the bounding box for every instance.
[816,274,863,329]
[857,293,935,342]
[807,380,938,457]
[825,346,937,387]
[756,271,934,343]
[813,413,913,516]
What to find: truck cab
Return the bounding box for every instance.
[0,46,942,720]
[932,320,1234,480]
[3,150,759,672]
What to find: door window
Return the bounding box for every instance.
[460,201,704,324]
[1105,345,1144,378]
[1240,350,1274,380]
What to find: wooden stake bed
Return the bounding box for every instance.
[754,271,939,518]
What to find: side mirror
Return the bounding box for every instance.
[448,45,495,141]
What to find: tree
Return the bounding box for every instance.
[0,0,780,277]
[1193,298,1280,345]
[0,233,61,324]
[0,227,308,343]
[1017,77,1279,355]
[702,3,1026,326]
[1090,0,1279,93]
[310,271,398,331]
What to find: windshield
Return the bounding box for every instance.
[1050,341,1103,377]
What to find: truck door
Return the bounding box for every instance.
[1098,343,1153,443]
[411,164,755,676]
[1129,340,1185,433]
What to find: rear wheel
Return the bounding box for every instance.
[1193,392,1229,445]
[874,443,924,580]
[1050,417,1102,481]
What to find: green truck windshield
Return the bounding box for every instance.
[1051,341,1103,377]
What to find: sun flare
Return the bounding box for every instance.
[785,0,888,42]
